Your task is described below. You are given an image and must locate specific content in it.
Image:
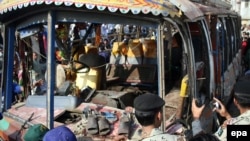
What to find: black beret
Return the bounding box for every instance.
[234,79,250,100]
[234,80,250,94]
[234,81,250,104]
[134,93,165,113]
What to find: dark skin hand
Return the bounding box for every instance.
[192,98,232,126]
[191,99,205,120]
[112,135,127,141]
[213,97,231,119]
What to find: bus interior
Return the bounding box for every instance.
[0,0,243,140]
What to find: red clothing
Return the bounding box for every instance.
[242,40,248,56]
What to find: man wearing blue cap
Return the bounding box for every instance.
[43,126,77,141]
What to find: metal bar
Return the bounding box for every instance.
[3,112,34,127]
[46,10,56,129]
[201,20,215,100]
[157,23,166,131]
[0,24,4,112]
[4,25,15,110]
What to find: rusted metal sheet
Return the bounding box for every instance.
[223,63,236,98]
[169,0,204,21]
[195,3,237,15]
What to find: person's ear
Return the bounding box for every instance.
[234,98,239,105]
[156,111,162,121]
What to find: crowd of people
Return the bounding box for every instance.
[241,24,250,73]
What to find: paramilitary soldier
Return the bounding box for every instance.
[192,80,250,141]
[133,93,186,141]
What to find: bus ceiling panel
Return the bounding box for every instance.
[56,11,159,27]
[16,13,47,30]
[19,26,41,39]
[16,11,159,33]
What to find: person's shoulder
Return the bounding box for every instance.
[12,82,20,87]
[144,133,185,141]
[234,111,250,124]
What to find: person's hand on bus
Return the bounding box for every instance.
[191,99,205,120]
[125,106,134,113]
[112,135,127,141]
[221,118,232,128]
[213,97,232,120]
[32,79,43,88]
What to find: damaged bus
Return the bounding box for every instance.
[0,0,242,140]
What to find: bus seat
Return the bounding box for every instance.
[110,42,126,64]
[85,43,98,54]
[142,39,157,64]
[75,54,106,90]
[72,44,85,61]
[106,64,157,89]
[124,40,143,64]
[76,68,103,90]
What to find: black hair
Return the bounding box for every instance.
[134,108,161,126]
[190,133,219,141]
[234,93,250,108]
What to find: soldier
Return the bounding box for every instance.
[192,80,250,141]
[43,126,77,141]
[133,93,186,141]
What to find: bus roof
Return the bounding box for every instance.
[0,0,178,18]
[0,0,204,22]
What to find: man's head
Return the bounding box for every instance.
[33,52,38,60]
[133,93,165,127]
[43,126,77,141]
[233,80,250,108]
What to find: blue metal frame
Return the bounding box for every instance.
[4,26,15,110]
[46,10,56,129]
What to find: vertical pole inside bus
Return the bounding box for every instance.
[46,10,56,129]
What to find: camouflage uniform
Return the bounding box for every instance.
[140,128,186,141]
[132,94,186,141]
[214,110,250,141]
[192,110,250,141]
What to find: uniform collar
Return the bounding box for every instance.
[149,128,163,136]
[238,109,250,118]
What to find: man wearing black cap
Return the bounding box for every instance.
[133,93,186,141]
[192,80,250,141]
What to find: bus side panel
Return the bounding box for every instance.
[222,63,236,103]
